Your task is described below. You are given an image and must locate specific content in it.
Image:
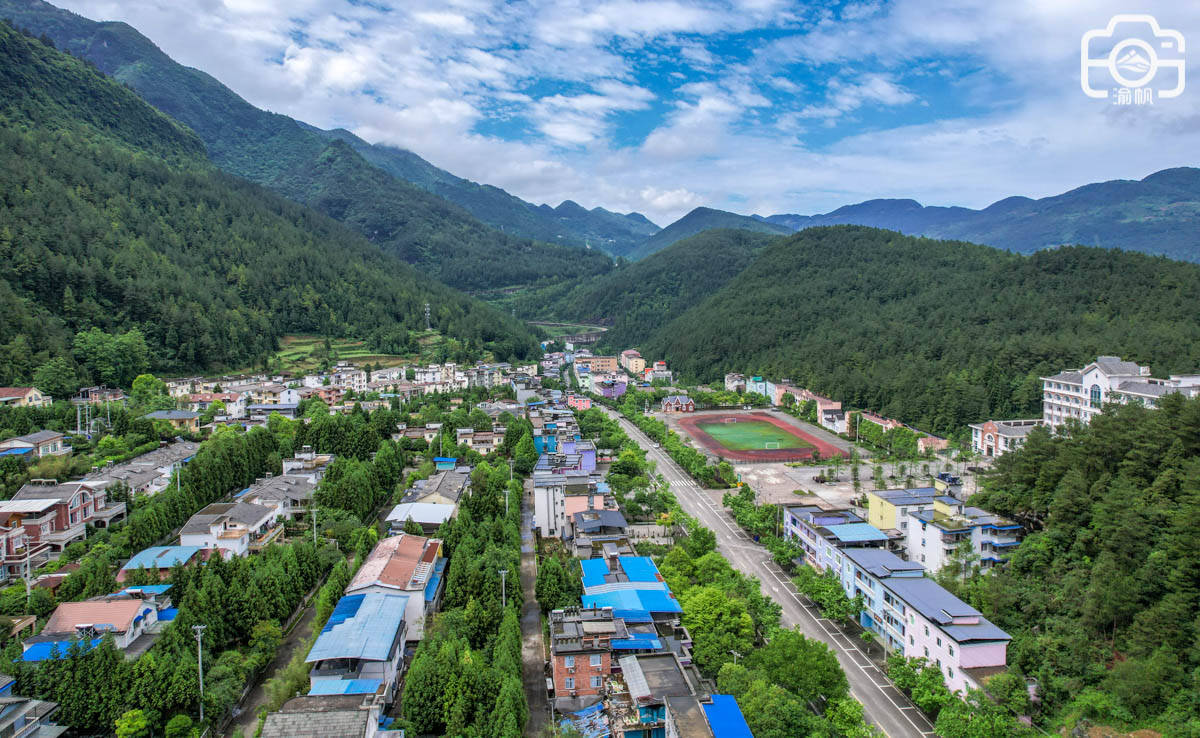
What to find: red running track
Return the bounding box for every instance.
[676,412,847,463]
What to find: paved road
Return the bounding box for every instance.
[225,599,318,737]
[519,478,550,737]
[601,407,936,738]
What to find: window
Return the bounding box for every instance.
[564,678,575,690]
[1089,384,1102,407]
[923,647,929,657]
[590,676,602,688]
[936,659,941,668]
[590,654,602,667]
[936,637,942,647]
[924,626,929,636]
[948,667,954,678]
[909,636,914,646]
[948,645,954,656]
[564,656,575,668]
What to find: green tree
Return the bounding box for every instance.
[680,586,754,677]
[744,627,847,702]
[114,709,151,738]
[513,434,537,475]
[32,357,78,398]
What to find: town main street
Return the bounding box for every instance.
[599,407,937,738]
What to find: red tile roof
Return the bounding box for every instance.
[45,600,143,635]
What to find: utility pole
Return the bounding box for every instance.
[193,624,206,726]
[424,302,431,332]
[499,569,508,609]
[312,504,318,546]
[730,649,742,664]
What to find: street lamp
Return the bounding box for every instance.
[193,624,207,725]
[499,569,509,609]
[730,649,741,664]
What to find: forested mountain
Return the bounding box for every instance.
[0,0,614,290]
[763,167,1200,262]
[314,126,659,257]
[962,396,1200,733]
[640,226,1200,434]
[528,229,780,348]
[628,207,791,260]
[0,21,538,387]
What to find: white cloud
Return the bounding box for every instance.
[51,0,1200,227]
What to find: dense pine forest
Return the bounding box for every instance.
[0,0,616,292]
[0,21,538,385]
[961,395,1200,734]
[633,226,1200,434]
[523,229,780,348]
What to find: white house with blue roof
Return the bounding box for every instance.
[904,496,1022,573]
[306,592,409,704]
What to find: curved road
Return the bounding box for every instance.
[601,407,936,738]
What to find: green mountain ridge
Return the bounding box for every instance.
[638,226,1200,434]
[0,20,537,386]
[0,0,614,291]
[629,207,791,260]
[312,125,659,257]
[761,167,1200,262]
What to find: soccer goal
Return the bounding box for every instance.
[723,417,739,423]
[764,442,781,449]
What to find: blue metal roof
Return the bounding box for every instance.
[580,558,610,588]
[611,636,662,650]
[308,678,382,696]
[21,639,102,662]
[119,584,173,596]
[158,608,178,621]
[826,523,889,543]
[0,448,32,456]
[306,593,408,664]
[582,589,680,619]
[122,546,204,571]
[618,556,660,583]
[703,695,753,738]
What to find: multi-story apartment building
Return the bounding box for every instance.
[619,350,646,375]
[783,506,888,573]
[836,548,1010,694]
[905,496,1022,572]
[866,488,939,533]
[1042,355,1200,428]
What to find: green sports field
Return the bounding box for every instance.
[695,419,815,451]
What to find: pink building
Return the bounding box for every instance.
[566,394,592,411]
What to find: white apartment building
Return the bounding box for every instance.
[905,496,1022,573]
[1042,356,1200,428]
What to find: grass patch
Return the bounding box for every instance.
[696,419,815,451]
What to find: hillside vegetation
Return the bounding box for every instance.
[527,229,780,348]
[0,0,614,290]
[641,226,1200,434]
[0,21,537,386]
[963,396,1200,734]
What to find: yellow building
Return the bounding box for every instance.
[866,487,939,531]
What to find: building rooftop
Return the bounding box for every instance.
[407,471,469,503]
[702,694,753,738]
[181,501,275,534]
[122,546,204,572]
[12,480,102,504]
[261,694,375,738]
[346,534,441,593]
[968,419,1043,437]
[870,488,939,505]
[143,410,200,421]
[573,510,628,533]
[825,523,889,544]
[883,577,1010,643]
[8,430,64,444]
[842,548,925,578]
[43,600,145,636]
[385,502,456,526]
[667,695,713,737]
[581,556,664,590]
[306,593,408,664]
[581,589,680,622]
[620,654,694,702]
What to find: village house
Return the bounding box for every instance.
[305,592,410,704]
[344,534,446,642]
[0,431,68,459]
[85,440,199,497]
[905,496,1022,573]
[143,410,201,434]
[179,501,281,557]
[24,599,160,658]
[7,478,126,548]
[660,395,695,413]
[968,419,1043,458]
[0,388,51,408]
[238,473,318,521]
[402,470,470,507]
[385,502,456,535]
[117,545,211,583]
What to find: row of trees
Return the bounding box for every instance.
[401,452,528,737]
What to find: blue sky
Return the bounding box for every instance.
[59,0,1200,225]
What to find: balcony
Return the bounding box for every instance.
[1,541,50,567]
[43,523,87,549]
[89,502,127,527]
